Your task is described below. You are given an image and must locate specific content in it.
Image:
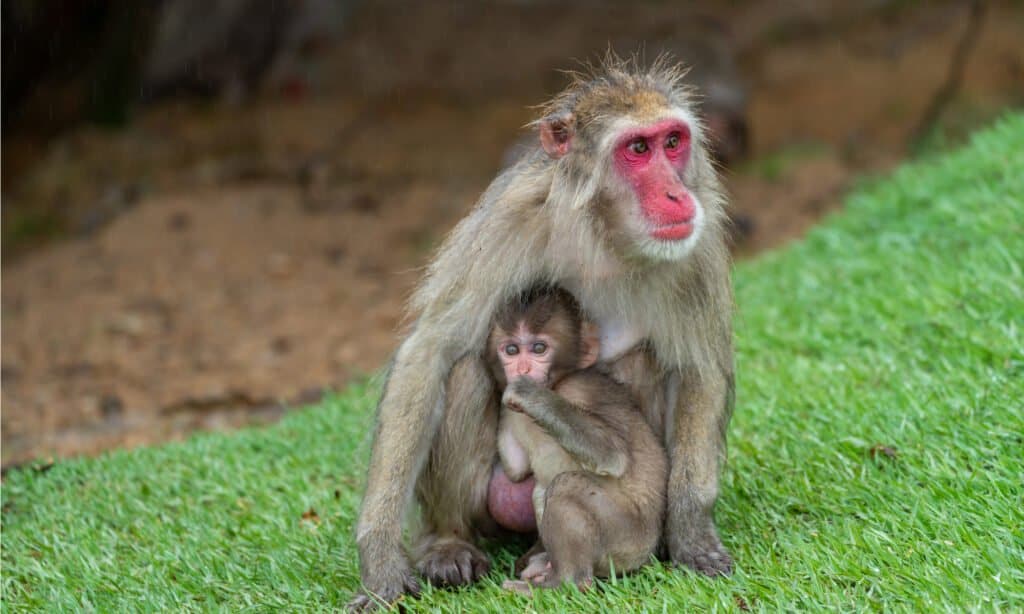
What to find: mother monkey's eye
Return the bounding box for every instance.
[666,132,681,149]
[629,138,649,154]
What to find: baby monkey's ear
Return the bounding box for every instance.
[578,321,601,369]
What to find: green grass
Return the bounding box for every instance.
[4,115,1023,612]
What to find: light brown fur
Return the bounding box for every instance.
[499,364,667,589]
[350,54,734,611]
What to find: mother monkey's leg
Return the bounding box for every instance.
[610,348,734,576]
[666,364,735,576]
[349,184,546,610]
[351,334,504,611]
[412,354,498,585]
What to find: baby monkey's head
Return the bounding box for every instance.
[487,286,599,389]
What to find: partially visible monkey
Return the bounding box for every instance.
[351,55,734,611]
[486,286,666,591]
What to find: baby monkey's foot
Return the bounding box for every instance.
[519,553,552,583]
[503,553,554,595]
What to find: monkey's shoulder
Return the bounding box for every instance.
[553,369,634,409]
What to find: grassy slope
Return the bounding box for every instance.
[3,115,1023,612]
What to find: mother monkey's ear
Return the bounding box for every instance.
[539,113,575,159]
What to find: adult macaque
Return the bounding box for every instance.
[350,55,734,610]
[488,287,666,592]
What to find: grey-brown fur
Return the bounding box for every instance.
[349,53,734,610]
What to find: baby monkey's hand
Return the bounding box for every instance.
[502,377,546,414]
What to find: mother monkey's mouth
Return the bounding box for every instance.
[652,221,694,241]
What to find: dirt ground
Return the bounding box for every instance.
[3,1,1022,467]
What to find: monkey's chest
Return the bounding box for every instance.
[562,281,647,361]
[595,313,645,361]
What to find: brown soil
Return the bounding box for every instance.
[3,1,1022,467]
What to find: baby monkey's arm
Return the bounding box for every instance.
[503,378,628,478]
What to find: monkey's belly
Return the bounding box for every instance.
[487,465,537,533]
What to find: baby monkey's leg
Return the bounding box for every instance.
[533,471,605,589]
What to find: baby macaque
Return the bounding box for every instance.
[486,286,667,592]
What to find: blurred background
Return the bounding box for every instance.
[2,0,1022,469]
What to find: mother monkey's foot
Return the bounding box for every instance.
[409,465,535,592]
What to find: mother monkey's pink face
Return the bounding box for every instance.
[541,105,707,263]
[614,119,698,241]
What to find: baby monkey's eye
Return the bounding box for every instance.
[666,132,681,149]
[629,139,649,154]
[531,342,548,354]
[505,344,519,356]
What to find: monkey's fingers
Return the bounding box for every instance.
[346,564,421,612]
[417,539,491,587]
[669,530,734,577]
[501,389,527,413]
[455,546,488,584]
[345,583,417,613]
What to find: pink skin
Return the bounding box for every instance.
[612,119,696,241]
[487,325,555,532]
[487,464,537,533]
[497,325,555,391]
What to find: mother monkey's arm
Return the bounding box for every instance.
[350,163,552,609]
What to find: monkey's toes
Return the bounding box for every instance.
[416,539,491,587]
[672,539,734,577]
[519,553,552,582]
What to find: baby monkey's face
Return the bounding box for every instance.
[496,322,557,386]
